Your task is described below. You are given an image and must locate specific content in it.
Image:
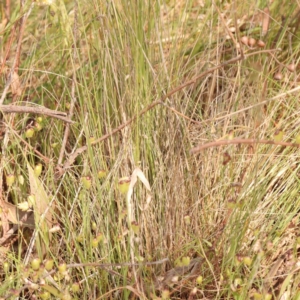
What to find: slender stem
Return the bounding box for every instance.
[190,138,300,155]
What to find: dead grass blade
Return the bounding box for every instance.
[27,163,54,241]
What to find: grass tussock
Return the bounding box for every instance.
[1,0,300,299]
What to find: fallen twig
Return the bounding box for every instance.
[0,105,73,123]
[190,138,300,155]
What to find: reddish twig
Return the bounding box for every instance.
[190,138,300,155]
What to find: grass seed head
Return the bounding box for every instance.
[31,258,41,271]
[44,259,54,271]
[6,174,15,187]
[131,221,140,234]
[184,215,191,225]
[18,174,24,185]
[96,233,104,242]
[89,136,96,143]
[92,222,97,230]
[118,176,131,194]
[243,256,252,266]
[161,289,170,299]
[36,117,43,123]
[3,262,9,273]
[58,262,67,274]
[39,291,50,299]
[61,291,72,300]
[35,122,43,131]
[71,282,80,293]
[196,275,203,285]
[92,238,99,248]
[181,256,191,266]
[25,128,35,138]
[81,176,92,189]
[274,130,284,142]
[97,169,107,179]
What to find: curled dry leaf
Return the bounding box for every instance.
[0,199,35,228]
[0,198,35,246]
[127,168,151,216]
[127,167,151,197]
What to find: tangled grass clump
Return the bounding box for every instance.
[1,0,300,299]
